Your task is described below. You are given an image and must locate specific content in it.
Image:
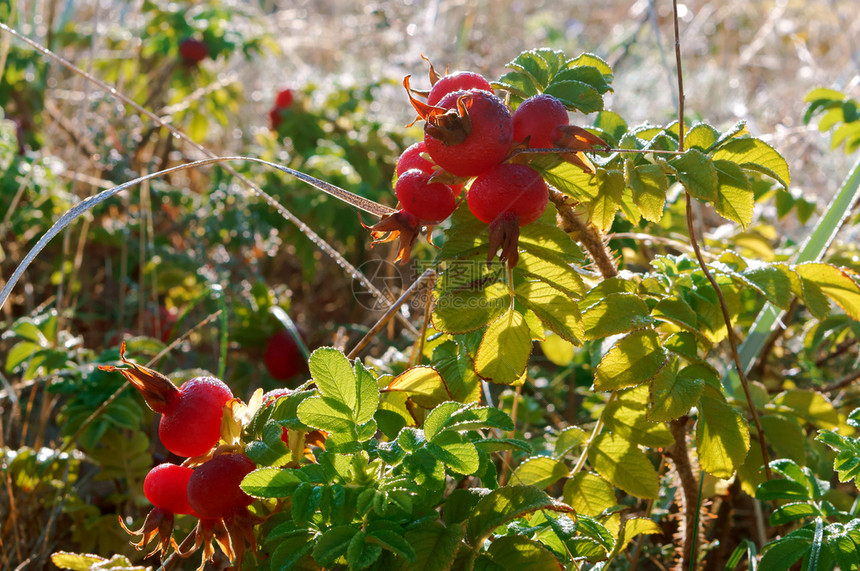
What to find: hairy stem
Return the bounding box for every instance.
[667,417,699,570]
[548,187,618,279]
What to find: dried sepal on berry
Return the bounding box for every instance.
[363,209,422,264]
[487,212,522,269]
[118,507,178,559]
[554,125,610,173]
[98,342,178,414]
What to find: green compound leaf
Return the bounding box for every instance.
[627,162,669,223]
[553,66,612,94]
[474,308,533,385]
[562,472,617,516]
[594,329,667,391]
[713,159,754,228]
[483,536,563,570]
[587,432,659,499]
[696,385,750,479]
[512,456,569,489]
[308,347,356,410]
[403,522,463,571]
[466,485,572,546]
[668,148,719,202]
[712,137,790,189]
[581,292,652,340]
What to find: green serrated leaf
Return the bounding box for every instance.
[347,531,383,570]
[308,347,356,410]
[484,535,562,570]
[433,282,510,335]
[627,163,668,222]
[796,263,860,320]
[588,169,624,232]
[367,528,417,561]
[582,292,651,340]
[466,485,570,545]
[353,360,380,425]
[588,432,659,499]
[713,159,754,228]
[669,148,718,202]
[516,280,583,344]
[312,525,359,566]
[649,359,703,422]
[403,522,463,571]
[474,308,533,385]
[427,431,480,475]
[562,472,616,516]
[712,137,790,189]
[594,329,667,391]
[544,80,603,114]
[424,401,466,441]
[696,386,750,479]
[512,456,569,489]
[241,467,306,498]
[297,395,355,432]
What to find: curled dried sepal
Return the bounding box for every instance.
[118,508,177,559]
[177,509,263,571]
[487,212,521,269]
[554,125,609,173]
[98,343,178,414]
[421,54,446,85]
[363,209,422,264]
[404,76,473,146]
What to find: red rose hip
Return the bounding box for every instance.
[395,169,457,224]
[186,454,256,519]
[467,163,548,226]
[143,463,196,515]
[513,94,570,149]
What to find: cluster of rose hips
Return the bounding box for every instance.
[370,62,607,267]
[101,346,258,568]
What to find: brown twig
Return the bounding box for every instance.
[820,368,860,393]
[666,416,700,570]
[548,187,618,279]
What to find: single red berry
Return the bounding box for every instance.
[143,463,196,515]
[467,163,548,226]
[395,169,457,224]
[396,141,435,177]
[513,94,570,149]
[424,89,513,178]
[427,71,493,106]
[264,330,304,380]
[178,38,209,65]
[159,376,233,458]
[275,88,294,109]
[186,454,256,519]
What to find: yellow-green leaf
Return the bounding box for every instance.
[562,472,617,516]
[649,360,704,422]
[594,329,667,391]
[540,334,575,366]
[589,169,624,232]
[627,163,668,223]
[513,456,569,489]
[712,137,790,189]
[582,292,651,340]
[616,517,662,552]
[383,366,452,410]
[713,159,754,228]
[696,386,750,479]
[668,148,718,202]
[517,280,583,344]
[588,432,659,499]
[795,263,860,320]
[474,308,533,385]
[773,389,839,430]
[433,282,510,334]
